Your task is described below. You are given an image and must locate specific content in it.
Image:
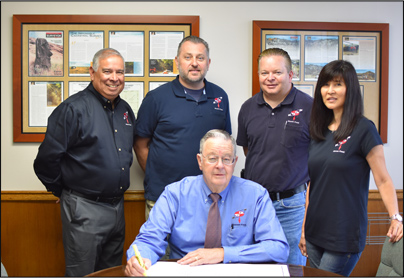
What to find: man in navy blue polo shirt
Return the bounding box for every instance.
[134,36,231,220]
[237,48,312,266]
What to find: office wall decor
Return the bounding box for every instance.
[252,21,389,143]
[13,14,199,142]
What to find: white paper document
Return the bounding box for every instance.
[146,261,290,276]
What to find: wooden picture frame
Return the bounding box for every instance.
[13,14,199,142]
[252,21,389,143]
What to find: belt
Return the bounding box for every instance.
[269,183,307,201]
[66,188,123,206]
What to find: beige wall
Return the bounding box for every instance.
[1,1,403,191]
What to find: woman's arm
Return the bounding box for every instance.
[367,145,403,242]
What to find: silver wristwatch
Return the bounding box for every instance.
[390,214,403,222]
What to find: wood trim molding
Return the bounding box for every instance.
[2,189,401,201]
[1,190,145,201]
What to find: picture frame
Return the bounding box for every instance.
[13,14,199,142]
[252,21,389,143]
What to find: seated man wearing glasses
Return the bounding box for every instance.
[125,129,289,276]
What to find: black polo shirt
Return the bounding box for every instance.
[237,86,313,192]
[34,82,136,197]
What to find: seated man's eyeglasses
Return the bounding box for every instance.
[201,154,235,165]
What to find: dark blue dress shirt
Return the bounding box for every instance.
[34,82,136,197]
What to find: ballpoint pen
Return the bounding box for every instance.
[133,244,147,276]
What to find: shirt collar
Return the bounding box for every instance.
[88,82,121,108]
[173,75,210,101]
[200,175,232,203]
[256,84,297,107]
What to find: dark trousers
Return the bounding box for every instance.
[60,189,125,276]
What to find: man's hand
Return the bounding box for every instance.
[125,256,151,276]
[177,248,224,266]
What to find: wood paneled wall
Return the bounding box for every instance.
[1,191,146,277]
[1,190,402,277]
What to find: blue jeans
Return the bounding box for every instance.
[305,240,362,276]
[272,191,307,266]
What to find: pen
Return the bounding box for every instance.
[133,244,147,276]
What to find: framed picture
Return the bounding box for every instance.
[252,21,389,143]
[13,14,199,142]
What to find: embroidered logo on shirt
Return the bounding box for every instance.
[233,210,246,223]
[123,111,132,126]
[213,97,223,111]
[231,209,247,227]
[288,109,303,121]
[333,136,351,153]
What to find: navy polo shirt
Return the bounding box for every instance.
[237,86,313,192]
[136,76,231,201]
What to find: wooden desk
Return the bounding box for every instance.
[86,264,342,277]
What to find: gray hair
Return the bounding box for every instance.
[92,48,125,72]
[199,129,236,157]
[258,48,292,73]
[177,35,210,57]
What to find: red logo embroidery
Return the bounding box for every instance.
[289,109,303,121]
[335,136,351,150]
[234,209,246,223]
[123,111,130,124]
[213,97,222,108]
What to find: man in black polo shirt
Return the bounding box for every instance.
[237,48,312,266]
[34,48,136,276]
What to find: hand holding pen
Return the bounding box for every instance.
[125,245,151,277]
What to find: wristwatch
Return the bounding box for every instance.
[390,214,403,222]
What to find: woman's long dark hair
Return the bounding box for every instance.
[310,60,363,143]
